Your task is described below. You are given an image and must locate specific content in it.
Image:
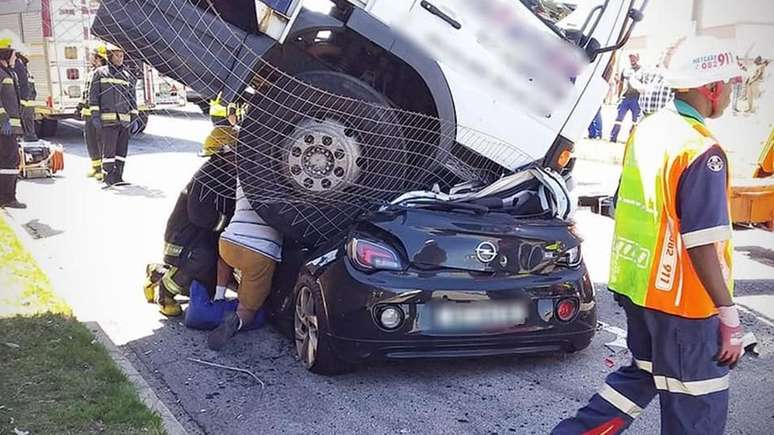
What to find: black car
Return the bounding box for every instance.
[269,201,596,375]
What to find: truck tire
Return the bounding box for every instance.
[238,70,411,248]
[35,119,58,138]
[130,112,149,135]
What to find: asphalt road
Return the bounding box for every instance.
[4,111,773,434]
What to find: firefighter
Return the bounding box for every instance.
[553,36,744,435]
[144,146,237,316]
[200,92,239,157]
[81,44,108,179]
[88,42,138,188]
[0,36,26,209]
[12,47,37,143]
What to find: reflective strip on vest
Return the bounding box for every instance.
[20,100,35,107]
[90,105,100,111]
[100,78,130,86]
[9,118,21,127]
[1,78,13,85]
[0,107,5,114]
[101,113,131,122]
[634,359,653,373]
[598,384,643,418]
[608,107,733,319]
[0,168,20,175]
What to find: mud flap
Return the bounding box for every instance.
[92,0,275,103]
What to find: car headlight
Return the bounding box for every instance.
[559,246,582,268]
[347,238,404,272]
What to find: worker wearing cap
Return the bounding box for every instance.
[81,44,108,179]
[610,53,645,143]
[553,36,745,435]
[88,43,138,187]
[0,36,26,209]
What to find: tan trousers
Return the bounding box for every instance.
[219,239,276,312]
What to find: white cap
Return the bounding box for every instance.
[662,36,742,89]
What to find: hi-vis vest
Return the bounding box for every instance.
[609,106,733,319]
[209,93,244,126]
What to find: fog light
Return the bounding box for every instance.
[379,306,404,330]
[556,298,579,322]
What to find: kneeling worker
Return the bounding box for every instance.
[207,181,282,350]
[145,146,237,316]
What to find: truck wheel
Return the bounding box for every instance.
[130,112,149,135]
[293,272,354,375]
[238,70,411,248]
[35,119,58,138]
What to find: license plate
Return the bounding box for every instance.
[431,301,527,331]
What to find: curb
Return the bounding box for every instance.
[86,322,189,435]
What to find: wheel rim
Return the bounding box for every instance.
[284,118,361,194]
[294,285,319,368]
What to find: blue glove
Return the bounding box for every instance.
[91,114,101,130]
[1,119,11,136]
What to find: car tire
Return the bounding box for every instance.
[293,272,354,375]
[35,119,58,138]
[238,70,413,248]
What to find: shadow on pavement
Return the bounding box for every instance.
[108,184,167,199]
[736,245,774,269]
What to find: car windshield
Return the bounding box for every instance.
[519,0,578,37]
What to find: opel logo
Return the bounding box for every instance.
[475,241,498,263]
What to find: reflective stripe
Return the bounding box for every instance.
[91,159,102,167]
[100,78,130,86]
[89,106,100,111]
[598,384,643,419]
[682,226,732,249]
[1,78,13,85]
[115,156,126,162]
[102,158,116,164]
[20,100,35,107]
[129,109,139,115]
[161,268,183,295]
[0,169,20,175]
[653,374,729,396]
[214,213,228,232]
[164,242,183,257]
[9,118,21,127]
[101,113,131,122]
[634,359,653,373]
[0,108,5,114]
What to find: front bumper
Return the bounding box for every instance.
[316,260,597,363]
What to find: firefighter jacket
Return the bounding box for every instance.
[0,65,23,135]
[88,63,138,127]
[13,58,35,105]
[163,151,237,266]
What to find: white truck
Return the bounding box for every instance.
[0,0,187,138]
[93,0,646,247]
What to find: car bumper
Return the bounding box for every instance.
[316,260,597,363]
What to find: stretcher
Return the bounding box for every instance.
[730,127,774,229]
[17,140,65,179]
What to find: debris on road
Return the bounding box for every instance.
[597,321,628,353]
[186,357,265,388]
[742,332,760,357]
[4,342,21,349]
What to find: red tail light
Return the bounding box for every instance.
[556,298,579,322]
[347,239,403,271]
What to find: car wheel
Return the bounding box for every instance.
[238,70,414,248]
[293,273,354,375]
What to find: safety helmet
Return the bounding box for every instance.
[662,36,742,89]
[92,42,109,60]
[0,29,28,54]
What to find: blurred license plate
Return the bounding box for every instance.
[432,301,527,331]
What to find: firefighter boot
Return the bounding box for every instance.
[157,280,183,317]
[143,263,167,303]
[86,160,102,178]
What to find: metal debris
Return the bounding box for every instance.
[186,357,265,388]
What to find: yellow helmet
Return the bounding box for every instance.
[0,30,27,53]
[93,43,108,60]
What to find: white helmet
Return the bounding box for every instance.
[662,36,742,89]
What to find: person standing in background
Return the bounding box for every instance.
[610,54,644,143]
